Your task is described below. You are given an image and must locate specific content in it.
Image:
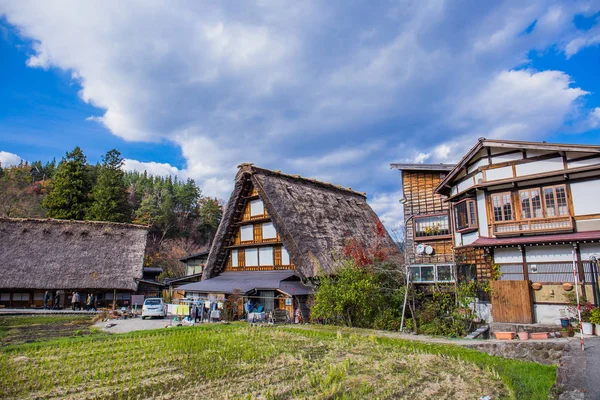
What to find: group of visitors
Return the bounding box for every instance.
[42,290,96,311]
[43,290,61,310]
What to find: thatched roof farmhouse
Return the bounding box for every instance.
[0,218,151,308]
[179,164,401,319]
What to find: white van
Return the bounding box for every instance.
[141,298,167,319]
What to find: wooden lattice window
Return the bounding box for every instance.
[238,249,245,267]
[274,247,282,266]
[242,202,251,220]
[491,192,513,222]
[253,224,263,242]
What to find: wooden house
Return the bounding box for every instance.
[178,163,402,319]
[0,218,152,309]
[162,250,210,301]
[435,139,600,324]
[390,164,456,284]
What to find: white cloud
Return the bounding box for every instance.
[0,151,23,167]
[121,159,181,179]
[1,1,599,231]
[368,190,405,238]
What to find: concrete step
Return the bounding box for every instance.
[465,324,490,340]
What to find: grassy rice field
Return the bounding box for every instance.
[0,316,556,399]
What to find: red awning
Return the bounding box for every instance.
[465,230,600,247]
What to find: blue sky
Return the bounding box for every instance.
[1,1,599,234]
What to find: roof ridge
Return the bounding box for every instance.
[0,217,149,230]
[237,163,367,197]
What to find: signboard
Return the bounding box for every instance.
[285,298,292,306]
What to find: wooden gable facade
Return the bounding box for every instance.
[224,183,295,272]
[390,164,456,284]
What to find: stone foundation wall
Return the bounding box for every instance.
[465,341,567,365]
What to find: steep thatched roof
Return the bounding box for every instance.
[203,164,402,280]
[0,218,149,291]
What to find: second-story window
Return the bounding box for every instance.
[543,185,568,217]
[491,192,513,221]
[414,213,450,240]
[453,199,477,232]
[519,188,543,219]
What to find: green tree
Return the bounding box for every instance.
[311,260,384,327]
[42,147,91,219]
[88,149,131,222]
[197,197,223,244]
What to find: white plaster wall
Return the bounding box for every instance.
[457,178,474,193]
[526,149,552,158]
[231,250,238,267]
[567,157,600,169]
[477,191,488,237]
[467,158,488,173]
[469,301,492,323]
[571,180,600,216]
[525,245,573,262]
[485,166,513,181]
[451,185,458,196]
[491,152,523,163]
[579,243,600,261]
[462,231,478,245]
[533,304,570,325]
[494,247,522,263]
[454,232,462,247]
[515,157,563,176]
[474,172,483,185]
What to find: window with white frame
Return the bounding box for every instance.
[414,213,450,239]
[281,247,291,265]
[408,265,454,283]
[259,247,274,266]
[250,200,264,216]
[231,249,239,267]
[262,222,277,239]
[240,225,254,242]
[246,248,259,266]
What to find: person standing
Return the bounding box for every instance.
[53,291,60,309]
[43,291,50,310]
[89,293,96,311]
[74,291,80,310]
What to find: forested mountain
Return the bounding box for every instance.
[0,147,222,279]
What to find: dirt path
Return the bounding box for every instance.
[93,316,174,333]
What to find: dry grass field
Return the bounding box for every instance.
[0,317,555,399]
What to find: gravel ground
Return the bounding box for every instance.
[94,316,178,334]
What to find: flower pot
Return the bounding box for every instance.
[560,331,569,338]
[582,322,594,335]
[517,331,529,340]
[530,332,549,340]
[495,331,515,340]
[560,318,570,328]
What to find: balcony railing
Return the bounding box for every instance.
[493,216,573,237]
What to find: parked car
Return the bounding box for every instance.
[141,298,167,319]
